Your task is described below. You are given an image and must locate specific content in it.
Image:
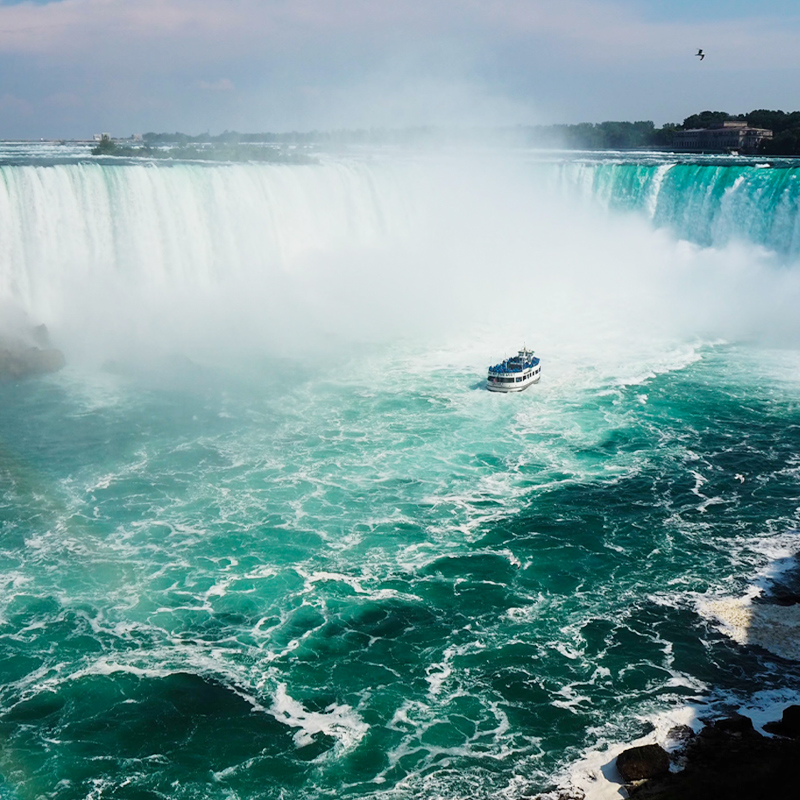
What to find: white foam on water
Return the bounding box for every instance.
[424,639,486,700]
[295,567,420,603]
[735,687,800,735]
[551,683,592,713]
[269,682,368,752]
[211,754,262,783]
[695,529,800,661]
[699,595,800,662]
[383,696,521,780]
[0,571,31,624]
[51,367,134,416]
[7,637,279,728]
[645,163,675,219]
[548,705,703,800]
[748,530,800,585]
[424,661,452,699]
[505,593,548,624]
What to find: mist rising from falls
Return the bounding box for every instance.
[0,160,419,361]
[2,154,800,367]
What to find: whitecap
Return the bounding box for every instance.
[269,682,368,752]
[699,594,800,662]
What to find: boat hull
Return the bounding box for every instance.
[486,375,541,392]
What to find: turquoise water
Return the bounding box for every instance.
[551,156,800,256]
[2,150,800,799]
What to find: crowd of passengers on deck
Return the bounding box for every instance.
[489,359,536,374]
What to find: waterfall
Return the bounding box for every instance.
[4,156,800,318]
[2,152,800,360]
[0,161,416,314]
[551,160,800,257]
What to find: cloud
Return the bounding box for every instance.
[195,78,234,92]
[1,0,800,135]
[1,0,798,65]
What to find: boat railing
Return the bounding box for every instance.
[489,357,538,374]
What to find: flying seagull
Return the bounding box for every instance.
[696,49,705,60]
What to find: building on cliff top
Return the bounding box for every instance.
[673,121,773,154]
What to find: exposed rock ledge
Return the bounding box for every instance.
[0,324,65,380]
[622,709,800,799]
[539,706,800,800]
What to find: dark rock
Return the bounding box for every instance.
[665,724,695,744]
[763,705,800,738]
[767,591,800,606]
[0,310,65,379]
[32,323,50,347]
[24,347,66,375]
[624,710,800,800]
[541,706,800,800]
[703,713,755,736]
[759,550,800,606]
[0,343,66,380]
[616,744,670,782]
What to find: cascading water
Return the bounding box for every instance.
[550,157,800,256]
[0,160,414,314]
[3,153,800,359]
[1,147,800,800]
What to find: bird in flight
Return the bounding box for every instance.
[696,49,705,60]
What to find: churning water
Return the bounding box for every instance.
[1,146,800,800]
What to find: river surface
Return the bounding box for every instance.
[1,145,800,799]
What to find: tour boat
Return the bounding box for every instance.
[487,348,541,392]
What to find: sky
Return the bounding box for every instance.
[0,0,799,138]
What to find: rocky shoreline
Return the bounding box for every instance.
[538,705,800,800]
[0,323,65,380]
[616,707,799,799]
[540,550,800,800]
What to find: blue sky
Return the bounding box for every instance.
[0,0,798,138]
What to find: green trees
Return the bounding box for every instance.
[746,110,800,155]
[759,128,800,156]
[674,109,800,155]
[91,135,116,155]
[681,111,743,129]
[526,120,658,150]
[650,123,678,147]
[746,109,800,134]
[102,114,800,156]
[544,110,800,154]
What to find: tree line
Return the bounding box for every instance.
[92,134,317,163]
[679,110,800,155]
[101,109,800,156]
[524,111,800,154]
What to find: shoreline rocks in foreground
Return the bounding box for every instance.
[539,706,800,800]
[539,547,800,800]
[622,708,800,799]
[0,324,65,380]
